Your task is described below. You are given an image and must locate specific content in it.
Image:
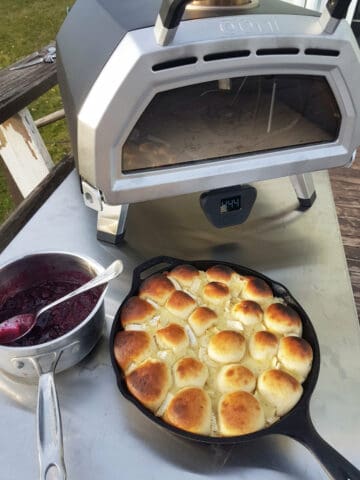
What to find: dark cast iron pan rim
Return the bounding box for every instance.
[109,255,360,480]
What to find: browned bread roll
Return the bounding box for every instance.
[264,303,302,336]
[231,300,263,326]
[165,387,212,434]
[120,296,156,327]
[257,369,303,416]
[114,330,153,371]
[249,331,278,362]
[188,306,217,336]
[218,391,265,436]
[167,264,200,289]
[206,265,236,285]
[203,282,230,305]
[173,357,208,388]
[278,336,313,382]
[242,277,273,302]
[165,290,197,319]
[208,330,246,363]
[126,359,171,411]
[139,274,176,305]
[217,364,256,394]
[156,323,189,354]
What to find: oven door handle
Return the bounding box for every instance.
[154,0,354,46]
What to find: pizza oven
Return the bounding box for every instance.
[57,0,360,243]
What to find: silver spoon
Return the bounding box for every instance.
[0,259,123,344]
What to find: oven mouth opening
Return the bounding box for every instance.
[121,74,341,174]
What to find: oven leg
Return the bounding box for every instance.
[290,173,317,210]
[96,203,129,244]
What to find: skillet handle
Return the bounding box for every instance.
[284,407,360,480]
[132,255,184,286]
[37,372,67,480]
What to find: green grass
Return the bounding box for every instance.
[0,0,75,223]
[0,168,14,221]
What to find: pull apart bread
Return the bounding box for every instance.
[114,264,313,437]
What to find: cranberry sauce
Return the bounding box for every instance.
[0,277,102,346]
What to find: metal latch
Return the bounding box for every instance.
[81,180,103,211]
[346,150,357,168]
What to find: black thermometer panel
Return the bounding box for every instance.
[200,185,257,228]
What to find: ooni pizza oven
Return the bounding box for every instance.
[57,0,360,243]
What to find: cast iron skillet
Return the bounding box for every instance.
[110,256,360,480]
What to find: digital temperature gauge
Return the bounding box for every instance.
[220,195,241,214]
[200,185,257,228]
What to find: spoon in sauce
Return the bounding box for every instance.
[0,259,123,345]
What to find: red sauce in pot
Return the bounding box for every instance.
[0,277,102,346]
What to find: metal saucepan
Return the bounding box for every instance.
[0,252,109,480]
[110,255,360,480]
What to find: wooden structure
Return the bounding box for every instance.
[0,45,358,318]
[331,158,360,313]
[0,45,74,249]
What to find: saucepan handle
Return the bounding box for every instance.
[132,255,184,287]
[283,407,360,480]
[37,371,67,480]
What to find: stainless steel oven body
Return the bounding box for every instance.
[57,0,360,243]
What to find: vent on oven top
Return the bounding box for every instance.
[256,48,300,56]
[152,47,340,72]
[152,57,198,71]
[204,50,251,61]
[305,48,340,57]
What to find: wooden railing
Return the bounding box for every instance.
[0,45,74,251]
